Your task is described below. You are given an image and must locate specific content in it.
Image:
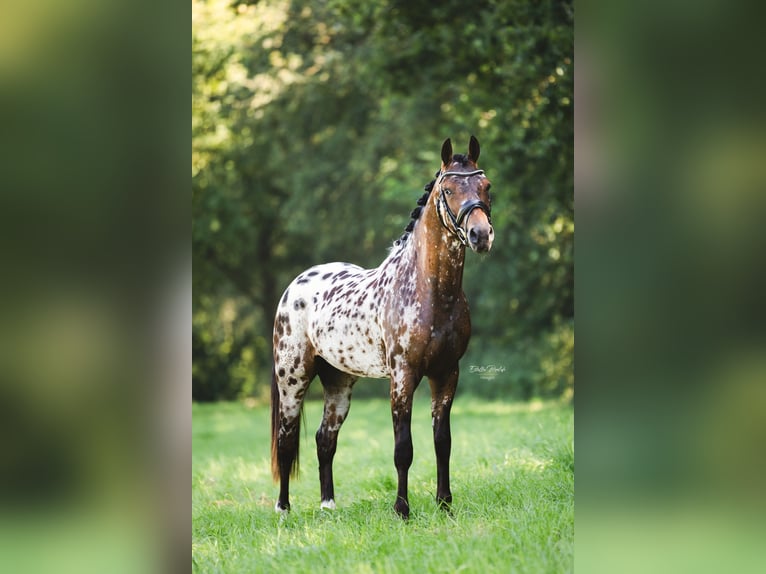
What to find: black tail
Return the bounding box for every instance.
[270,365,280,482]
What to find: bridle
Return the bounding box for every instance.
[435,169,492,246]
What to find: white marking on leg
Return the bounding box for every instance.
[320,499,336,510]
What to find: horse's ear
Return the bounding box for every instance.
[441,138,453,166]
[468,135,480,163]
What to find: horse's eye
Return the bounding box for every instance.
[444,188,453,195]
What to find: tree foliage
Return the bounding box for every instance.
[192,0,573,401]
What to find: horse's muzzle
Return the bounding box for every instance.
[468,224,494,253]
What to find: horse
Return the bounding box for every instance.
[270,136,493,518]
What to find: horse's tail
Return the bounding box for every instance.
[270,365,280,482]
[270,364,302,482]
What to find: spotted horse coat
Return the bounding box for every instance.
[271,136,494,518]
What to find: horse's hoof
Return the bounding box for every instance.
[274,501,290,515]
[436,496,453,514]
[394,498,410,519]
[320,499,336,510]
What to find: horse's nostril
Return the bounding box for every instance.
[469,228,479,242]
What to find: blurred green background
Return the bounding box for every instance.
[576,1,766,571]
[3,0,765,571]
[192,0,574,402]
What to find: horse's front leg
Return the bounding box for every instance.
[390,373,418,518]
[429,367,459,510]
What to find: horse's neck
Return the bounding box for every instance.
[408,202,466,304]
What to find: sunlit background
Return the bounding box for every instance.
[192,0,574,404]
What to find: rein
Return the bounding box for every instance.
[435,169,491,246]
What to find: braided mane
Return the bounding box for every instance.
[393,154,472,246]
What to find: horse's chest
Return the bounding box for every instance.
[386,295,471,373]
[422,318,470,369]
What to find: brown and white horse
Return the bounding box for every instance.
[271,136,493,518]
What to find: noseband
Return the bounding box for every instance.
[435,169,492,246]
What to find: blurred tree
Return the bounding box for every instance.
[192,0,573,401]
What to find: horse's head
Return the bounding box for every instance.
[435,136,494,253]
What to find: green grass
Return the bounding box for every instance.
[192,394,573,573]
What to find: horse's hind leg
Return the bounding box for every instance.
[315,357,357,510]
[271,326,316,513]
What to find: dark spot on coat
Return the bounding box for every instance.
[281,289,290,306]
[275,313,289,336]
[322,273,333,280]
[287,376,298,386]
[278,368,285,377]
[294,298,306,310]
[308,270,319,276]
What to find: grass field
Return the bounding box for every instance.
[192,393,573,573]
